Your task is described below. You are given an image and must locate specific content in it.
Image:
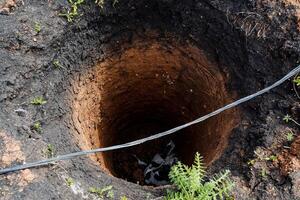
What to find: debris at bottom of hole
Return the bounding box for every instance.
[134,140,178,186]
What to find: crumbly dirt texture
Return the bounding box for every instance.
[0,0,300,199]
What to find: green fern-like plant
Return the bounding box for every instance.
[165,152,234,200]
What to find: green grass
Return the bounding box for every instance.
[66,177,75,187]
[31,96,47,105]
[32,121,42,133]
[89,185,114,199]
[165,152,234,200]
[60,0,107,22]
[59,0,85,22]
[34,22,41,33]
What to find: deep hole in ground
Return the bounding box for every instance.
[1,0,300,199]
[71,35,238,185]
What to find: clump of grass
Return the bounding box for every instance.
[59,0,85,22]
[60,0,106,22]
[89,185,114,199]
[31,96,47,105]
[120,196,128,200]
[32,121,42,133]
[165,152,234,200]
[34,22,41,34]
[66,177,75,187]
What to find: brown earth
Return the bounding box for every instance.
[278,135,300,174]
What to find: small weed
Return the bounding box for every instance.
[260,168,268,179]
[107,190,114,199]
[283,114,300,126]
[247,159,256,166]
[292,74,300,99]
[53,60,64,69]
[59,0,85,22]
[66,177,74,187]
[31,96,47,105]
[165,152,233,200]
[286,131,294,142]
[120,196,128,200]
[34,22,41,34]
[265,155,277,162]
[293,76,300,86]
[42,144,55,158]
[283,114,292,123]
[89,185,114,199]
[32,121,42,133]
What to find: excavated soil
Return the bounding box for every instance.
[0,0,300,199]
